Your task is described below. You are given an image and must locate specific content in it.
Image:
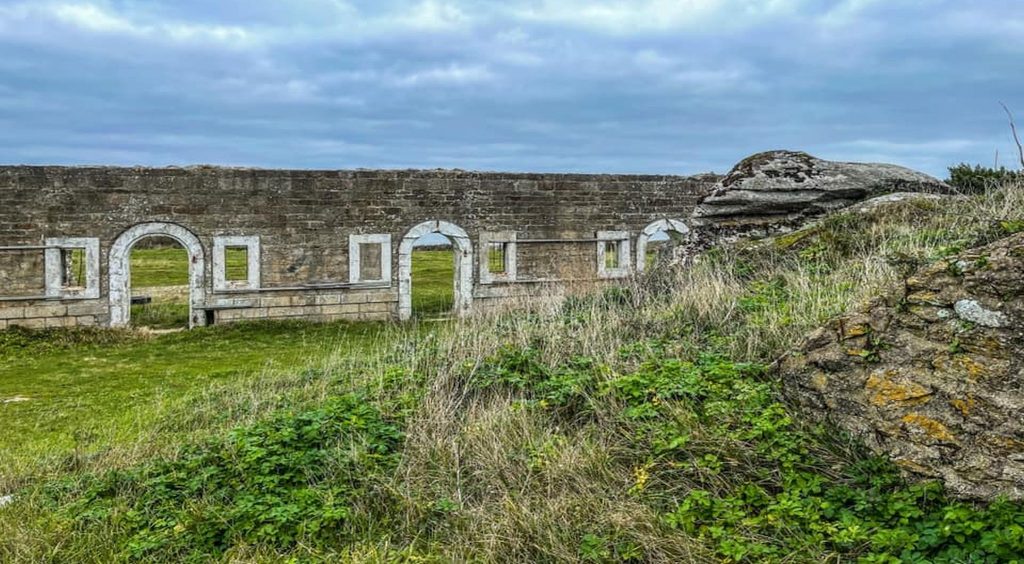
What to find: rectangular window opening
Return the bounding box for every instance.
[359,242,383,281]
[225,246,249,281]
[61,248,86,288]
[488,242,507,274]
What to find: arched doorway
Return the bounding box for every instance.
[397,220,472,321]
[636,219,690,272]
[109,222,206,328]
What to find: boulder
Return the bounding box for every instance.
[692,151,949,231]
[777,233,1024,500]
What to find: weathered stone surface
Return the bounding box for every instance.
[778,233,1024,500]
[847,191,954,214]
[692,151,949,230]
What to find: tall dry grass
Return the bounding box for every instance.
[353,181,1024,560]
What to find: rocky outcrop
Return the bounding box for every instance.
[692,151,949,232]
[778,233,1024,500]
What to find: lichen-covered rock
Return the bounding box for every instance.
[778,233,1024,500]
[692,151,949,232]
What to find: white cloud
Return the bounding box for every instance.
[395,0,469,31]
[0,2,258,48]
[511,0,804,34]
[50,3,136,33]
[394,63,495,86]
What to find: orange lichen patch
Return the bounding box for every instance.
[865,372,932,406]
[901,413,957,443]
[842,324,870,339]
[949,397,975,417]
[976,336,1004,354]
[906,290,941,305]
[985,435,1024,454]
[953,354,987,381]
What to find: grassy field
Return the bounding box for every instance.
[129,246,248,287]
[3,187,1024,562]
[0,321,396,488]
[129,246,248,328]
[411,247,454,316]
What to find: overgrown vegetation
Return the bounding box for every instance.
[3,181,1024,561]
[947,163,1023,193]
[49,394,403,561]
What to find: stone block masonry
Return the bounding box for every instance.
[0,166,713,329]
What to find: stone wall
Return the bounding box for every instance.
[778,233,1024,500]
[0,166,712,329]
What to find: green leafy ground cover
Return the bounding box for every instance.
[3,186,1024,562]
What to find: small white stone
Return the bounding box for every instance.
[0,495,13,507]
[954,299,1009,328]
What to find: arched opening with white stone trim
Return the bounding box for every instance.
[398,220,472,321]
[636,219,691,272]
[109,222,207,328]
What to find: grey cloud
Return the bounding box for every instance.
[0,0,1021,177]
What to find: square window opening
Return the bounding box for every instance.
[224,246,249,282]
[359,242,383,281]
[488,242,508,274]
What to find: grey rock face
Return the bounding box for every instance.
[954,299,1009,328]
[778,233,1024,500]
[692,151,949,229]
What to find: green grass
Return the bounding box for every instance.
[129,302,190,329]
[0,321,394,490]
[130,247,189,287]
[126,247,249,328]
[411,248,454,316]
[128,246,247,288]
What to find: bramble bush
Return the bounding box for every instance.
[472,345,1024,562]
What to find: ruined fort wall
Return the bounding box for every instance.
[0,166,712,329]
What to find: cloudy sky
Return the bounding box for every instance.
[0,1,1021,177]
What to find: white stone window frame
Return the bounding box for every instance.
[45,237,100,299]
[213,235,261,292]
[597,230,631,279]
[348,233,392,285]
[636,218,691,272]
[479,231,517,284]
